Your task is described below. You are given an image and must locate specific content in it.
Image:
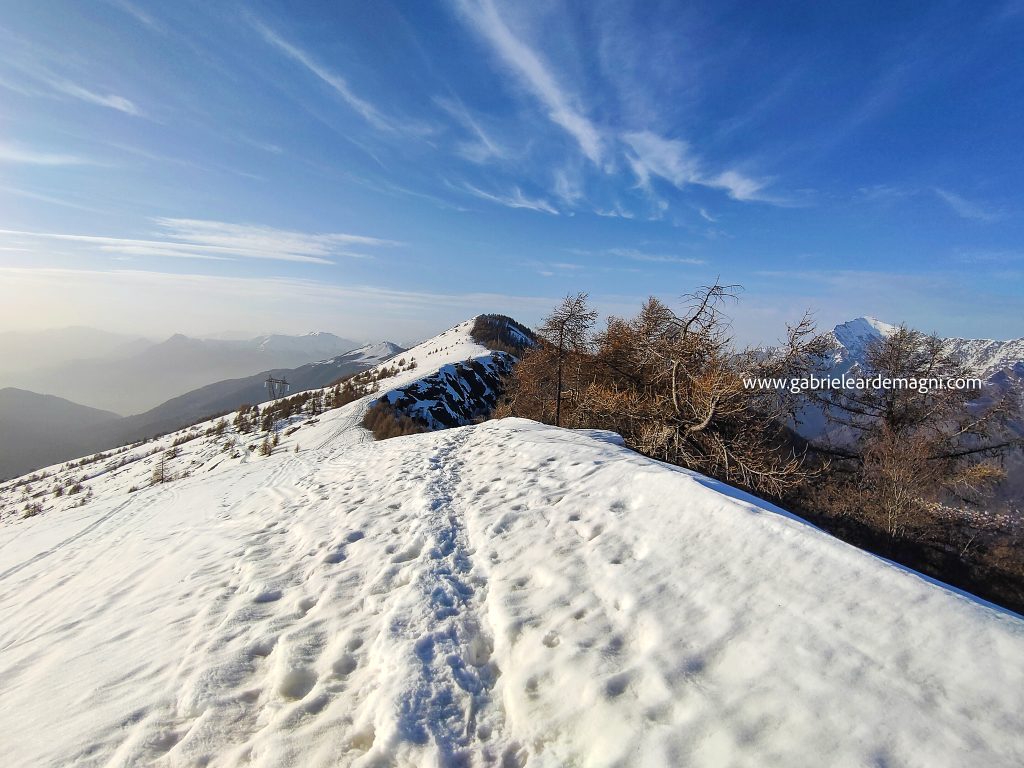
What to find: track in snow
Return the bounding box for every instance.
[2,418,1023,767]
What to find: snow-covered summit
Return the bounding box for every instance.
[829,316,898,369]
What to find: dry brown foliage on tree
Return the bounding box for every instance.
[499,284,835,498]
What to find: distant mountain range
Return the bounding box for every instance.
[99,341,404,442]
[0,340,401,479]
[794,317,1024,511]
[0,328,361,415]
[5,317,1022,486]
[826,316,1024,380]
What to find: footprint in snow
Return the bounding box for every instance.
[390,538,423,563]
[322,548,346,564]
[604,671,633,699]
[278,668,317,700]
[331,654,358,678]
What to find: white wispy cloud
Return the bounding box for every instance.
[861,185,1007,222]
[104,0,161,30]
[708,170,769,202]
[953,248,1024,264]
[0,71,40,97]
[463,183,559,214]
[0,142,94,166]
[453,0,603,164]
[251,18,395,133]
[153,218,397,256]
[436,96,509,163]
[622,131,769,202]
[593,203,636,220]
[521,259,584,277]
[44,77,140,115]
[449,3,784,208]
[607,247,706,266]
[933,188,1004,222]
[0,41,142,116]
[0,185,108,214]
[552,169,584,206]
[0,219,399,265]
[857,184,914,202]
[241,137,284,154]
[622,131,701,188]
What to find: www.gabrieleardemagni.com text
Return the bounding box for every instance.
[743,375,984,395]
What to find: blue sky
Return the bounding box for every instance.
[1,0,1022,345]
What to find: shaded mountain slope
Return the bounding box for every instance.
[0,389,120,479]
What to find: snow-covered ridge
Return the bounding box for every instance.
[1,416,1022,766]
[309,341,402,367]
[945,336,1024,379]
[2,316,1023,766]
[351,340,403,363]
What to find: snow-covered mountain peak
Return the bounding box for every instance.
[831,316,898,352]
[824,316,899,372]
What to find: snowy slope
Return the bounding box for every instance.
[0,320,492,521]
[327,341,404,366]
[1,318,1023,767]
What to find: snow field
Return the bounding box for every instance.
[1,417,1022,766]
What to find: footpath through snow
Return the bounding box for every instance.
[1,413,1023,766]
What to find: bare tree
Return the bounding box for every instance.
[151,452,169,485]
[536,293,598,427]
